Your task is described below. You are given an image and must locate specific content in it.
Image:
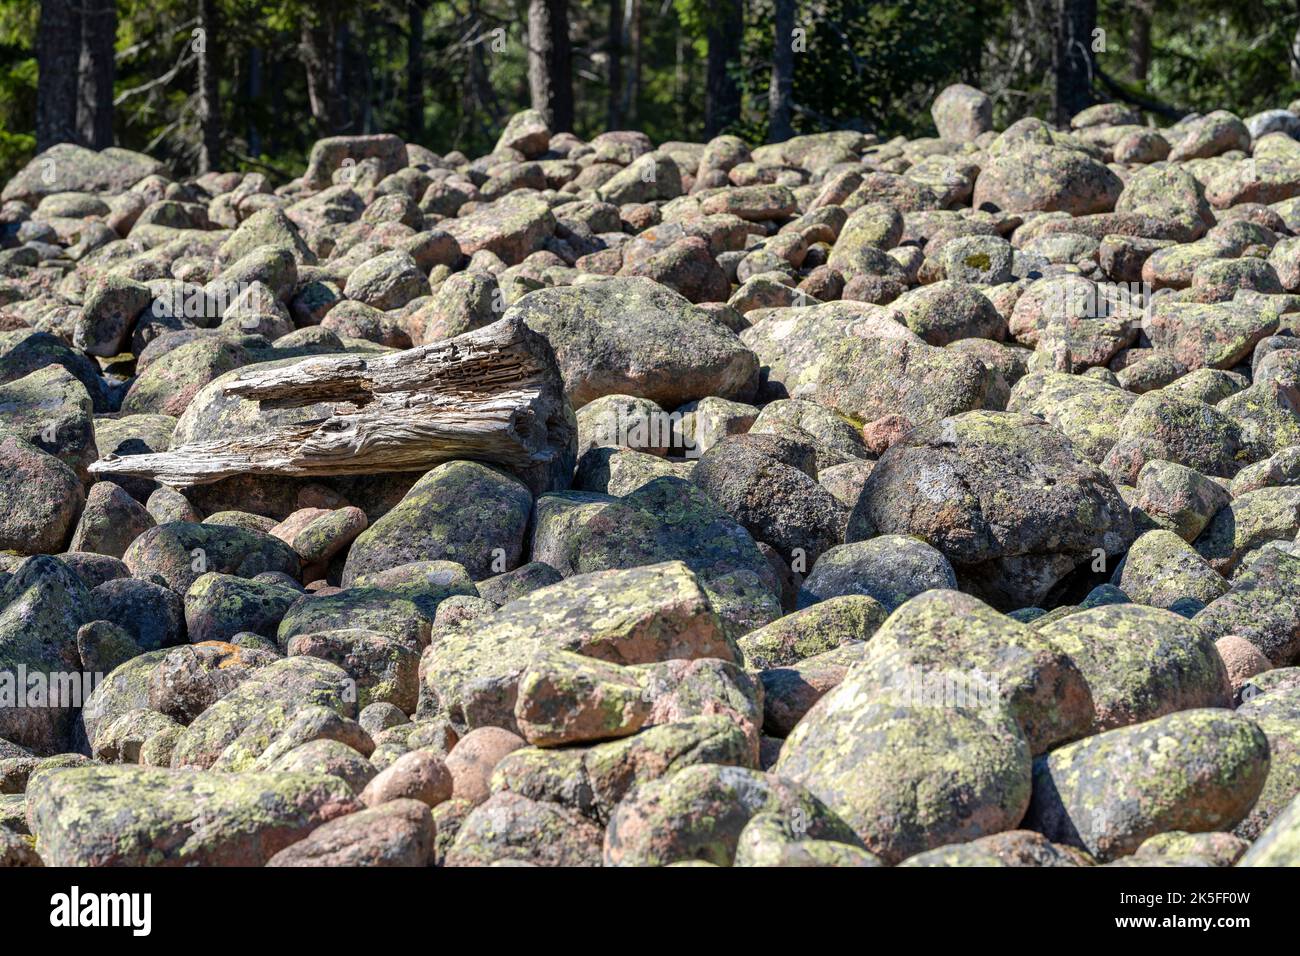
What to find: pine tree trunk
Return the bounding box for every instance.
[527,0,573,131]
[550,0,573,132]
[406,0,427,143]
[1129,0,1153,84]
[607,0,623,129]
[301,11,347,136]
[768,0,795,142]
[247,47,263,156]
[196,0,222,173]
[705,0,743,137]
[77,0,116,149]
[1054,0,1097,124]
[623,0,641,124]
[36,0,82,152]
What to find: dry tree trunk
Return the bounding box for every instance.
[607,0,623,130]
[196,0,221,173]
[77,0,117,149]
[705,0,743,136]
[527,0,573,132]
[90,318,577,495]
[36,0,82,152]
[768,0,796,142]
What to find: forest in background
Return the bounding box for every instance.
[2,0,1300,184]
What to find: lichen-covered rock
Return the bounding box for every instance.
[1194,547,1300,664]
[476,561,563,606]
[2,143,165,204]
[737,595,886,670]
[851,589,1093,755]
[270,506,367,569]
[1023,709,1269,861]
[1145,300,1279,371]
[184,572,300,645]
[1038,603,1232,732]
[513,649,649,747]
[91,577,185,650]
[797,536,958,612]
[1233,686,1300,840]
[931,84,993,143]
[341,461,533,584]
[27,764,359,866]
[799,335,992,431]
[1238,791,1300,865]
[1115,530,1230,610]
[691,434,847,566]
[603,764,860,866]
[973,145,1123,216]
[1131,830,1247,866]
[0,556,93,753]
[266,798,434,867]
[1132,459,1232,542]
[0,436,84,555]
[68,482,154,559]
[441,194,556,265]
[898,829,1090,867]
[734,812,882,867]
[1195,486,1300,573]
[420,561,734,734]
[1103,391,1250,484]
[0,364,99,481]
[507,277,758,408]
[775,672,1032,863]
[123,522,300,594]
[446,790,604,866]
[169,656,357,771]
[529,476,778,633]
[264,738,377,795]
[75,620,141,675]
[277,589,431,653]
[892,280,1006,345]
[850,411,1134,608]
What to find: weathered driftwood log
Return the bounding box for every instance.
[89,316,577,494]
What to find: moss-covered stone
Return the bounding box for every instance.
[1116,530,1229,609]
[734,812,882,867]
[1238,791,1300,865]
[1024,708,1269,861]
[170,656,357,771]
[343,460,533,584]
[26,764,358,866]
[1040,603,1231,732]
[123,521,300,593]
[898,829,1092,866]
[604,763,860,866]
[1233,686,1300,841]
[420,560,733,734]
[738,595,886,670]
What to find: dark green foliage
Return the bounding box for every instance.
[1,0,1299,183]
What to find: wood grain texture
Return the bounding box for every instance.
[89,316,577,494]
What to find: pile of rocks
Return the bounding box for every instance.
[3,89,1300,866]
